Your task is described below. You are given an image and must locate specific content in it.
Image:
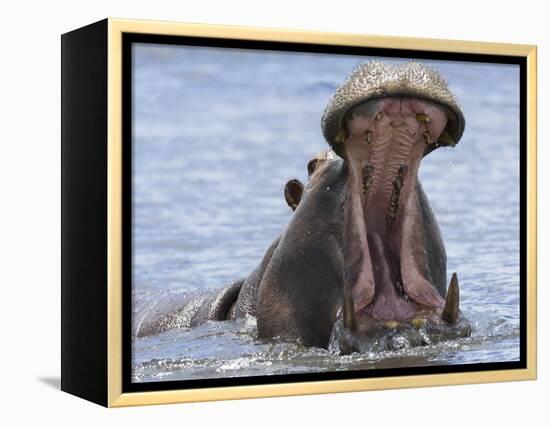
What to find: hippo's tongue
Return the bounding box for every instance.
[340,97,447,318]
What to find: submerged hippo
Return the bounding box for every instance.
[136,61,471,352]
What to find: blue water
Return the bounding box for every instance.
[131,44,520,383]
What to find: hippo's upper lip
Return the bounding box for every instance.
[321,61,465,156]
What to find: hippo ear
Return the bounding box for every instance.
[307,158,319,177]
[284,179,304,211]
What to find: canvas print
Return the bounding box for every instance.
[130,43,520,383]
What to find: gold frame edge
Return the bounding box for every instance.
[107,19,123,407]
[106,17,537,408]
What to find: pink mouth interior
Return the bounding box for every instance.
[342,97,447,321]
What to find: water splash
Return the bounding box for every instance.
[132,290,520,383]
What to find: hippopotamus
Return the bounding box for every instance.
[135,61,472,353]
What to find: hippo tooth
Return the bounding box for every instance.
[335,128,348,144]
[375,112,383,121]
[441,272,460,323]
[438,130,456,147]
[411,318,427,329]
[416,113,431,123]
[385,320,399,330]
[423,132,431,145]
[365,130,372,144]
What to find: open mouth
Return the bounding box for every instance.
[335,96,459,332]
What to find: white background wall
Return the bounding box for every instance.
[0,0,546,424]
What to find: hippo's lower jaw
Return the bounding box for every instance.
[331,96,470,350]
[331,305,472,354]
[335,273,472,354]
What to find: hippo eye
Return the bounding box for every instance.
[307,158,319,177]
